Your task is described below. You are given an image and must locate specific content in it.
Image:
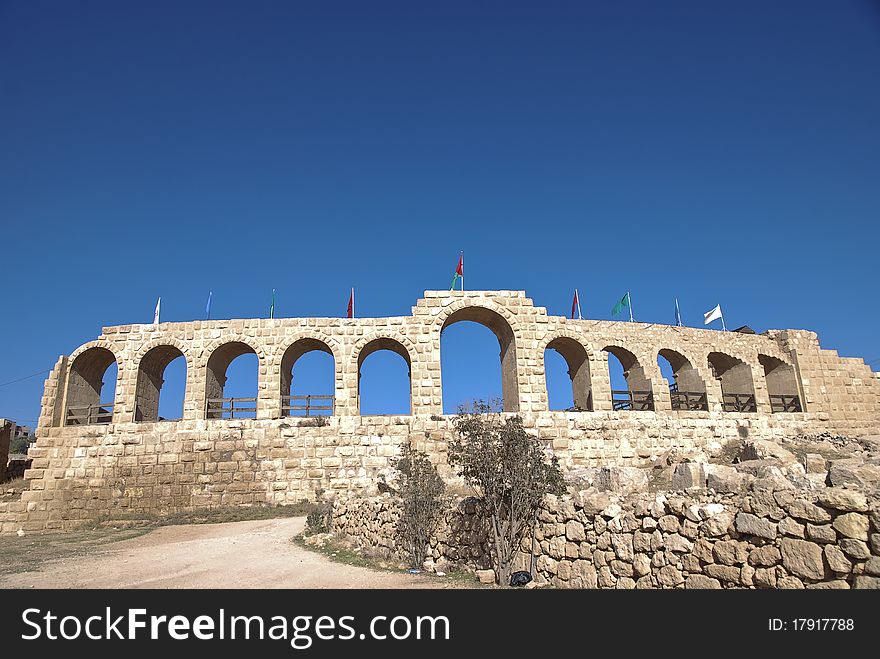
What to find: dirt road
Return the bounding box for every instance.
[0,517,451,589]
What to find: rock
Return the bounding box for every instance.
[784,499,831,523]
[778,517,805,538]
[870,533,880,555]
[780,539,825,580]
[737,440,798,464]
[601,503,622,519]
[693,538,715,563]
[714,540,746,566]
[616,576,636,589]
[753,567,776,588]
[741,564,755,586]
[657,565,684,587]
[839,539,871,560]
[704,564,741,584]
[681,553,702,573]
[777,576,805,589]
[832,513,869,541]
[536,555,557,575]
[853,576,880,589]
[16,529,24,537]
[828,460,880,489]
[702,511,734,537]
[805,524,837,544]
[864,557,880,576]
[633,553,651,577]
[703,464,750,493]
[748,545,781,567]
[565,520,586,542]
[557,561,572,581]
[816,488,868,512]
[746,489,785,519]
[576,490,611,516]
[804,453,826,474]
[807,580,850,589]
[610,560,633,578]
[476,569,496,585]
[685,575,722,589]
[595,466,649,494]
[665,534,694,553]
[823,545,852,574]
[611,534,634,562]
[641,517,658,531]
[571,560,598,588]
[735,512,777,540]
[565,468,598,490]
[658,515,680,533]
[597,566,615,588]
[672,463,704,490]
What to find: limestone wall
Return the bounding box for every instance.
[328,487,880,589]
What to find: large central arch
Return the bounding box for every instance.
[441,305,519,412]
[280,338,336,416]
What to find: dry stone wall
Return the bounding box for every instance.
[1,291,878,534]
[328,485,880,589]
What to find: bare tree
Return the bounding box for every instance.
[448,400,565,586]
[393,443,445,569]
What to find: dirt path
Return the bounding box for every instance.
[0,517,452,589]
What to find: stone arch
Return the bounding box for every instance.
[438,302,520,412]
[759,354,802,412]
[204,339,262,418]
[540,330,593,411]
[353,333,416,415]
[134,341,191,422]
[657,348,708,411]
[708,351,757,412]
[602,345,654,411]
[65,342,120,425]
[280,336,339,415]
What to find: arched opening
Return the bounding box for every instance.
[544,337,592,411]
[708,352,756,412]
[603,346,653,411]
[281,338,335,416]
[759,354,802,412]
[135,345,187,422]
[65,347,117,425]
[206,341,258,419]
[441,306,518,413]
[357,338,411,415]
[657,349,707,411]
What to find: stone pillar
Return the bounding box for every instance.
[590,352,613,412]
[259,352,281,420]
[37,356,67,432]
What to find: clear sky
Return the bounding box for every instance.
[2,1,879,425]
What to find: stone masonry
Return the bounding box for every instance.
[1,291,878,533]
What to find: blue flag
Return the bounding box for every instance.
[206,291,212,320]
[674,298,682,327]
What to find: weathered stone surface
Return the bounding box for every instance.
[610,560,633,578]
[633,553,651,577]
[806,580,850,589]
[839,539,871,560]
[816,488,868,513]
[865,557,880,577]
[832,513,869,541]
[737,440,797,465]
[780,539,825,580]
[853,576,880,589]
[777,576,805,589]
[665,533,694,553]
[785,499,831,523]
[753,567,776,588]
[714,540,746,566]
[778,517,805,538]
[571,560,598,588]
[748,545,781,567]
[616,576,636,589]
[565,520,586,542]
[672,463,704,490]
[870,533,880,555]
[476,569,496,585]
[806,524,837,544]
[701,510,734,537]
[704,464,750,494]
[685,575,722,589]
[828,460,880,489]
[704,564,741,584]
[611,533,634,561]
[657,565,684,587]
[693,538,715,563]
[804,453,826,474]
[658,515,680,533]
[595,466,649,494]
[735,512,777,540]
[823,545,852,574]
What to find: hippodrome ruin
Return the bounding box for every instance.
[2,290,879,534]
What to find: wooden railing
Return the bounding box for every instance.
[206,397,257,419]
[66,403,114,425]
[281,395,334,417]
[611,390,654,411]
[670,391,708,411]
[769,394,802,413]
[722,393,757,412]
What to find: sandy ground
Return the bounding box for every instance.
[0,517,451,589]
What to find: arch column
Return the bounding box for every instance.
[260,352,282,420]
[589,352,613,412]
[647,360,673,412]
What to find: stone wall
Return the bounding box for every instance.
[328,486,880,589]
[0,420,10,483]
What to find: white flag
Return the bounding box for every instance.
[153,297,161,325]
[703,304,722,325]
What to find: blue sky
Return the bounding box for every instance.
[1,1,878,424]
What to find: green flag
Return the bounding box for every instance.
[611,292,630,317]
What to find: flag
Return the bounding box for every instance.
[674,298,682,327]
[205,291,212,320]
[704,304,724,327]
[269,289,275,319]
[571,289,582,320]
[450,252,463,290]
[611,292,630,317]
[347,288,354,318]
[153,297,161,325]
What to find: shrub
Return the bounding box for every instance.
[393,443,445,569]
[299,416,329,427]
[448,400,565,586]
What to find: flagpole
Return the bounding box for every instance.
[628,291,634,323]
[461,252,464,291]
[721,312,727,332]
[352,287,355,318]
[576,289,582,320]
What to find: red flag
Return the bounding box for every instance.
[455,253,463,277]
[571,289,579,319]
[347,288,354,318]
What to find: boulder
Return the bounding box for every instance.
[595,466,649,494]
[671,463,704,490]
[853,576,880,589]
[736,440,798,465]
[828,460,880,489]
[778,517,805,538]
[685,575,722,589]
[780,539,825,580]
[806,580,850,589]
[785,499,831,523]
[832,513,870,541]
[804,453,826,474]
[805,524,837,544]
[748,545,781,567]
[816,488,868,512]
[839,539,871,560]
[734,512,777,540]
[703,464,751,493]
[823,545,852,574]
[476,569,496,585]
